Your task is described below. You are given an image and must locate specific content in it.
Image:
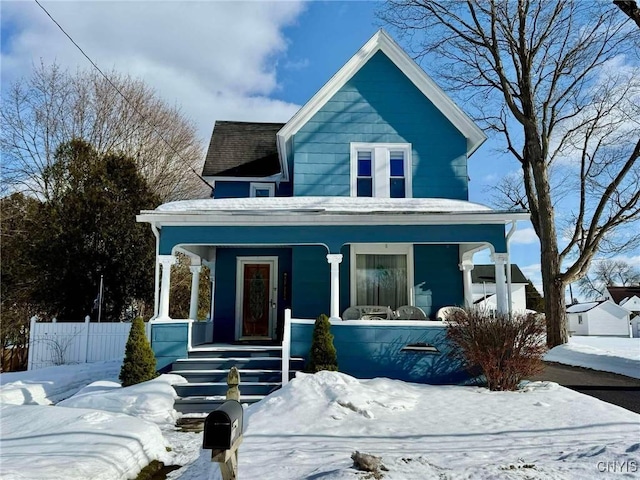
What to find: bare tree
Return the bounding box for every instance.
[1,63,207,202]
[615,0,640,27]
[577,258,640,299]
[381,1,640,346]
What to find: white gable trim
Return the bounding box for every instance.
[276,29,486,177]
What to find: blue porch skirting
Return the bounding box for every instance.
[290,319,472,384]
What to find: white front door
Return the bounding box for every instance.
[235,257,278,340]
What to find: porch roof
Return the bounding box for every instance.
[139,197,529,226]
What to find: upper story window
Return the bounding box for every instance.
[250,182,275,198]
[350,143,412,198]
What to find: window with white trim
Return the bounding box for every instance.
[250,183,275,198]
[350,143,412,198]
[350,244,414,310]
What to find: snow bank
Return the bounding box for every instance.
[0,360,121,405]
[545,336,640,379]
[58,374,187,427]
[176,371,640,480]
[0,404,171,480]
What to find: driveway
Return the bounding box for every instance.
[529,362,640,414]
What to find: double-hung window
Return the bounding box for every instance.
[350,143,412,198]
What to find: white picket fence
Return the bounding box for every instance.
[27,317,148,370]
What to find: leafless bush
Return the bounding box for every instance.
[446,309,547,391]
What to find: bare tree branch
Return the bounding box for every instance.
[381,0,640,346]
[0,63,207,202]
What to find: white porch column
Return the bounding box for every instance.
[326,253,343,319]
[459,260,474,308]
[204,254,216,321]
[492,253,509,314]
[158,255,177,320]
[188,265,202,320]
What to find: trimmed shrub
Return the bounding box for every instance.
[446,309,546,391]
[119,317,157,387]
[306,313,338,372]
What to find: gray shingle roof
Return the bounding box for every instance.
[202,121,284,177]
[471,264,529,284]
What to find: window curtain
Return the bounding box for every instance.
[355,254,407,309]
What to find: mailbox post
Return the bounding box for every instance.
[203,400,243,480]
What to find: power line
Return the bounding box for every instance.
[33,0,214,194]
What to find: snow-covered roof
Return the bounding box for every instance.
[155,197,507,214]
[567,302,602,313]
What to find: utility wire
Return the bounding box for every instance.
[33,0,214,193]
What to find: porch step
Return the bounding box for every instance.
[188,345,283,358]
[174,369,283,383]
[175,395,265,415]
[172,356,284,371]
[174,382,280,397]
[169,343,305,415]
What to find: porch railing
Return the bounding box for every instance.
[282,309,292,386]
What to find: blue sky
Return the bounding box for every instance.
[2,1,636,297]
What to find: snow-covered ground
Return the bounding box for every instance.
[2,363,639,479]
[175,372,640,480]
[0,359,122,405]
[545,336,640,379]
[0,365,189,480]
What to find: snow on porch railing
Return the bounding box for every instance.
[282,309,292,386]
[27,317,148,370]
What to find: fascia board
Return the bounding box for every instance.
[202,174,283,183]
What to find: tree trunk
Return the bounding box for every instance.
[543,267,568,348]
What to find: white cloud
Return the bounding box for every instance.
[1,1,306,141]
[511,227,538,245]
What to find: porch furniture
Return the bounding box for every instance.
[395,305,427,320]
[341,305,394,320]
[435,306,467,322]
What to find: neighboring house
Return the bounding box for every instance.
[137,30,529,397]
[471,264,530,314]
[567,301,631,337]
[605,286,640,338]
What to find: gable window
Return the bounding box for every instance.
[350,244,414,310]
[250,183,275,198]
[578,315,583,325]
[350,143,412,198]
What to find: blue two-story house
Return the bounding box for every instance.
[138,30,528,410]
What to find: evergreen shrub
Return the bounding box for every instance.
[306,313,338,372]
[119,317,157,386]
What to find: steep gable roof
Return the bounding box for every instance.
[276,29,487,181]
[607,286,640,304]
[203,121,284,177]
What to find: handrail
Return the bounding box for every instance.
[281,309,292,386]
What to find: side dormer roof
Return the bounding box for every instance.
[276,29,487,181]
[203,121,284,177]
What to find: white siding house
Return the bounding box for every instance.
[605,286,640,338]
[471,264,530,314]
[567,300,631,337]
